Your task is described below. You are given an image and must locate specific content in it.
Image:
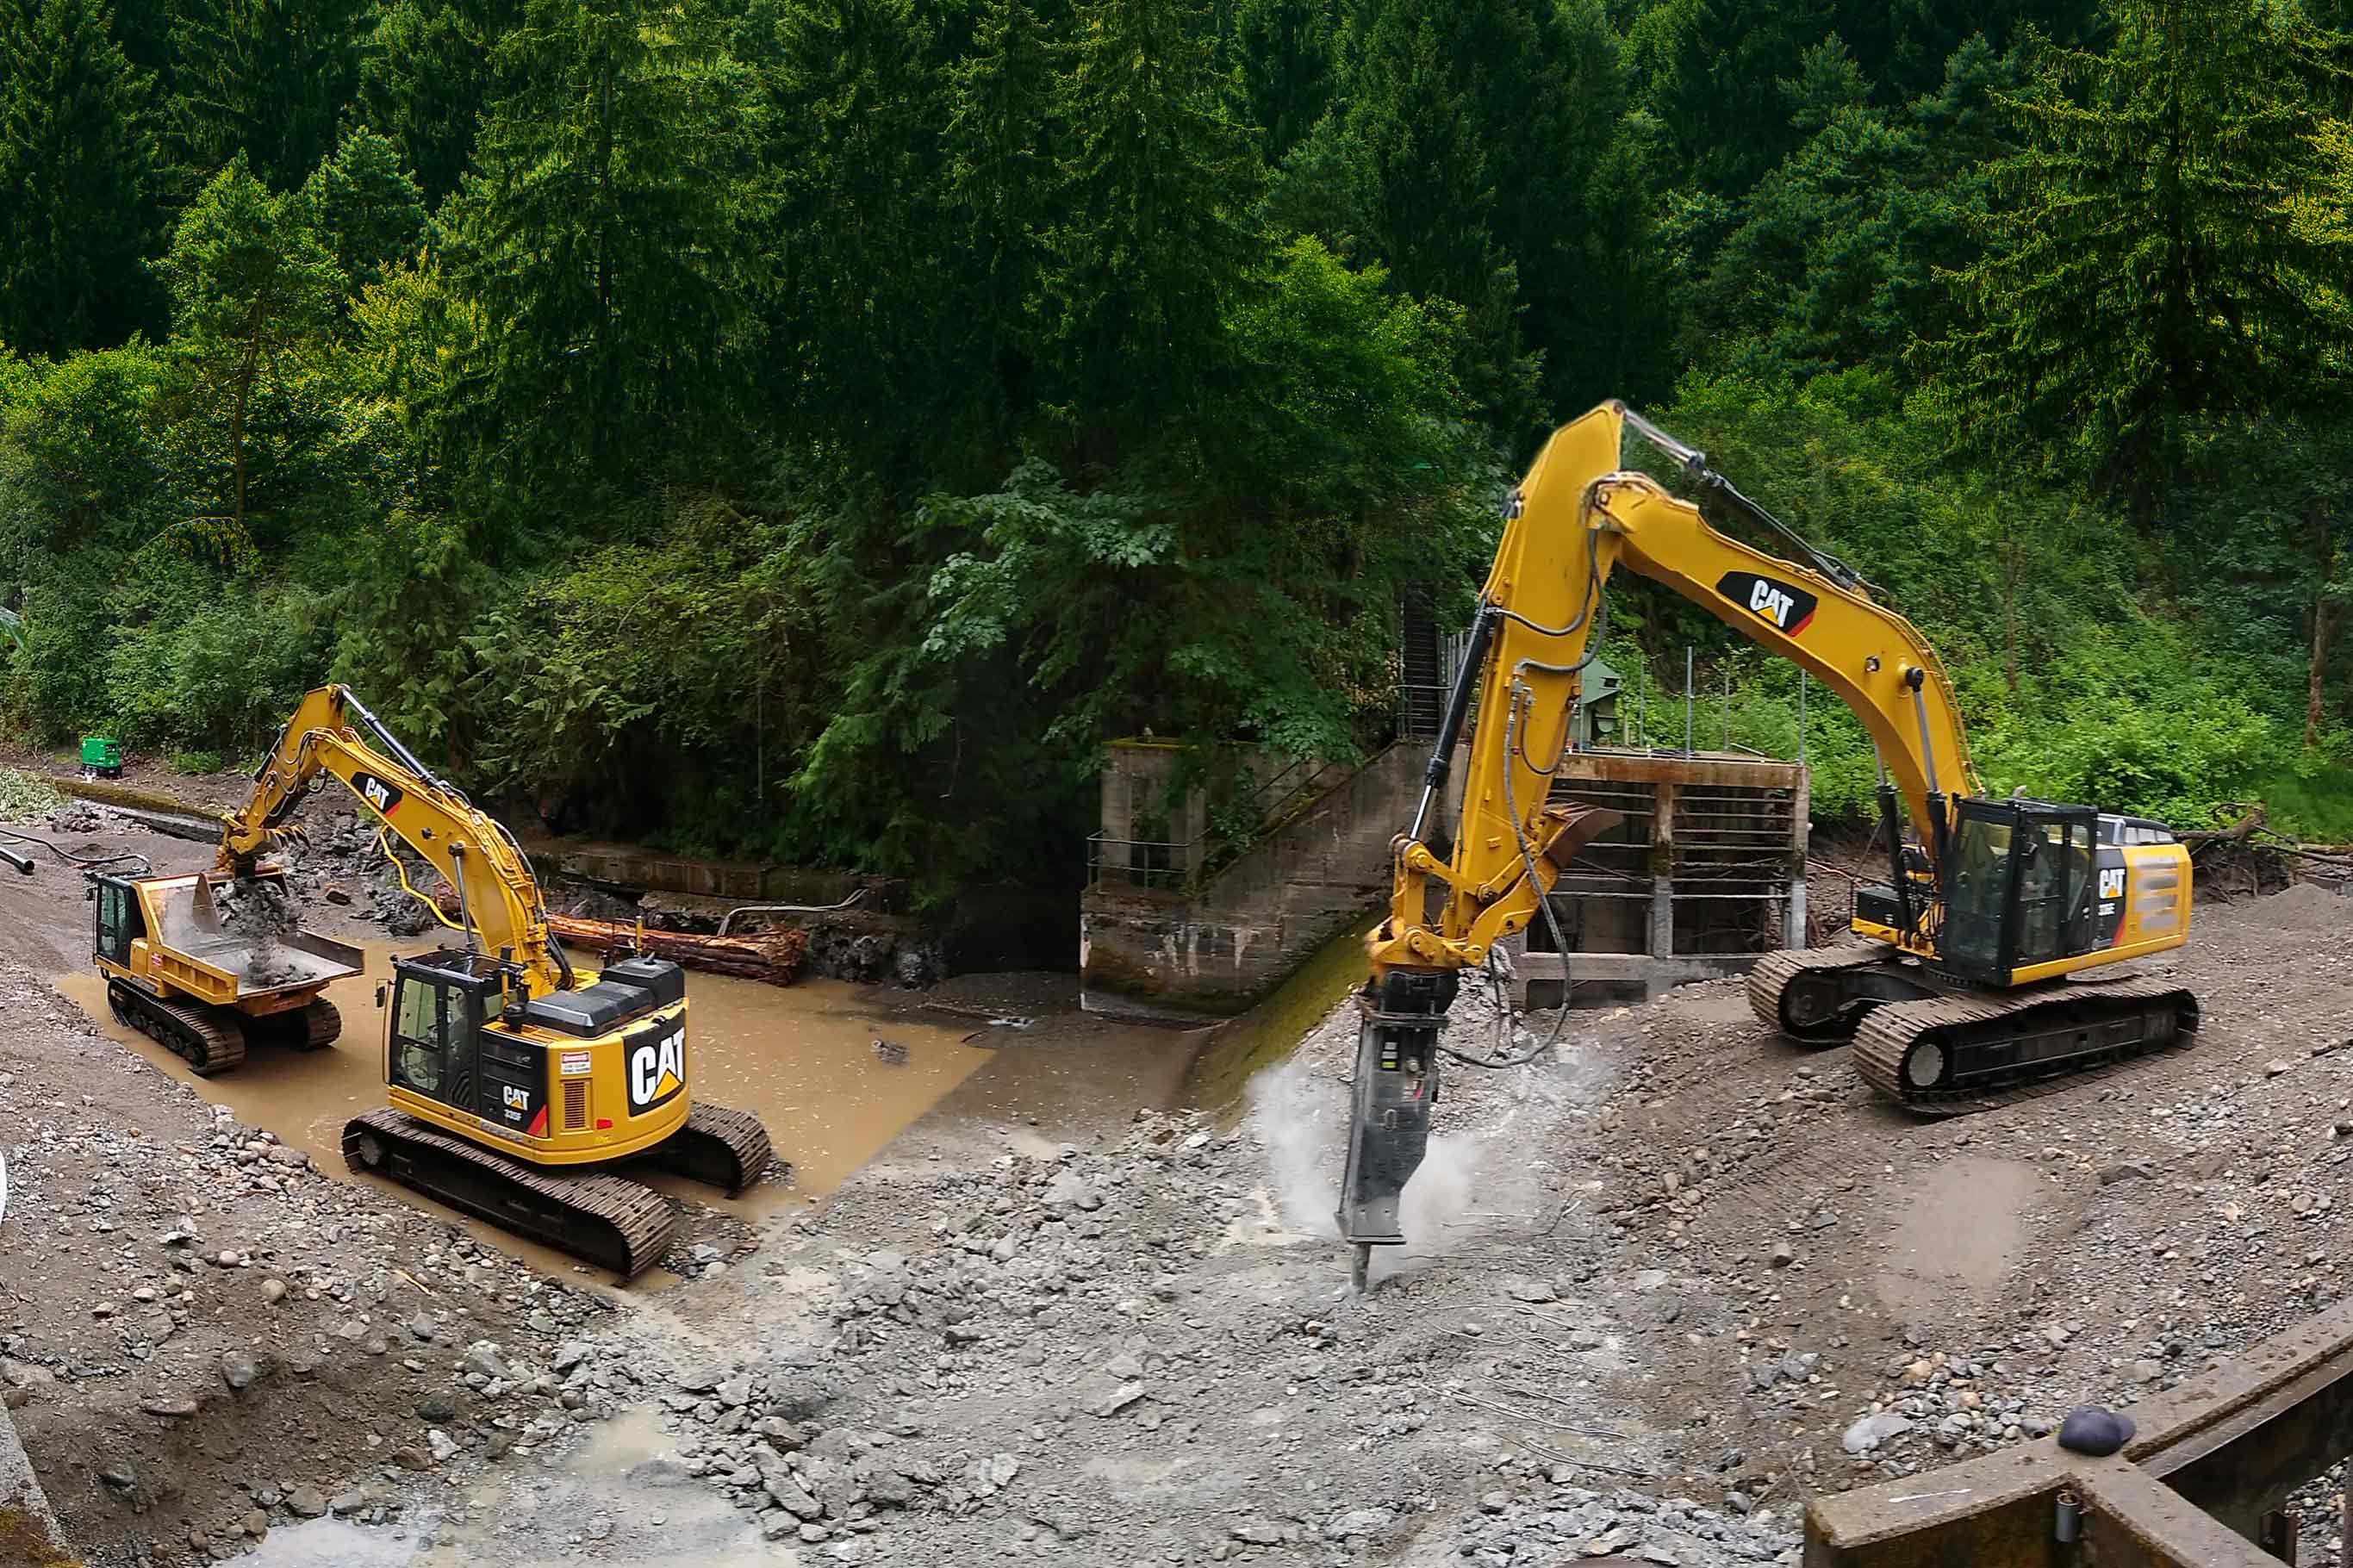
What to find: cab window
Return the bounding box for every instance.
[393,978,446,1095]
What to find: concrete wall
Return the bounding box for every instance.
[1080,744,1422,1021]
[0,1409,70,1565]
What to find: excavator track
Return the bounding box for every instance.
[1746,944,1922,1043]
[341,1109,681,1278]
[1852,974,2199,1116]
[644,1103,778,1196]
[109,979,247,1076]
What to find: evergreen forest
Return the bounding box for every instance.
[3,0,2351,891]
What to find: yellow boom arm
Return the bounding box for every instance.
[217,686,575,995]
[1370,401,1981,979]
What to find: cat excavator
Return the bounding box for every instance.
[1337,401,2197,1287]
[109,685,774,1276]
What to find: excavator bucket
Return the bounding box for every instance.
[189,872,224,936]
[1539,803,1626,872]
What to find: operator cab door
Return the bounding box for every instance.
[2013,811,2096,965]
[93,876,143,969]
[389,963,482,1114]
[1938,800,2099,982]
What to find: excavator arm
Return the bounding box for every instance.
[218,686,575,995]
[1340,402,1983,1278]
[1375,402,1980,981]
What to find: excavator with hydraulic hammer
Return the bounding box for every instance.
[93,685,774,1276]
[1336,401,2198,1289]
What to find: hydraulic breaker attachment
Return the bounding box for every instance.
[1336,968,1456,1291]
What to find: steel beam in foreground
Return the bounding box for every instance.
[1808,1295,2353,1567]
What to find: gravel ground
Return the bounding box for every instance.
[8,770,2352,1565]
[0,954,615,1567]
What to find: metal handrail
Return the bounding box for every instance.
[1086,831,1205,890]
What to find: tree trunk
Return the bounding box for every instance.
[2002,524,2020,695]
[2309,588,2337,749]
[230,327,260,534]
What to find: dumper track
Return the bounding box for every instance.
[108,979,247,1076]
[1852,974,2199,1116]
[1746,945,1913,1042]
[644,1103,777,1195]
[248,999,342,1053]
[294,998,341,1050]
[341,1109,681,1278]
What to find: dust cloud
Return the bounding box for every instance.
[1242,999,1616,1285]
[1246,1053,1342,1239]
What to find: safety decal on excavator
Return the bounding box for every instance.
[1715,571,1819,637]
[627,1024,685,1114]
[350,769,404,818]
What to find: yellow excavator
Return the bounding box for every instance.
[1337,402,2196,1285]
[93,685,773,1276]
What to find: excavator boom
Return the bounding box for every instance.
[220,686,573,994]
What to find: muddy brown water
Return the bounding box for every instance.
[56,943,987,1285]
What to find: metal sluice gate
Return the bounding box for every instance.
[1808,1294,2353,1566]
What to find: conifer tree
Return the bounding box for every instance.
[159,156,341,542]
[1327,10,1533,426]
[0,0,168,353]
[444,0,769,470]
[749,0,945,446]
[1227,0,1333,165]
[302,129,427,293]
[945,0,1055,409]
[171,0,364,186]
[356,0,518,205]
[1044,0,1264,432]
[1931,0,2353,502]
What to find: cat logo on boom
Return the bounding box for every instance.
[350,770,403,818]
[628,1027,685,1113]
[1715,571,1819,638]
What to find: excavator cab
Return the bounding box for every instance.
[1937,798,2098,983]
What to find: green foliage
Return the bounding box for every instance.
[748,0,951,457]
[100,572,328,750]
[0,764,59,820]
[301,129,426,293]
[8,0,2353,887]
[442,0,769,476]
[157,155,343,544]
[1043,0,1263,431]
[171,0,364,187]
[0,0,169,354]
[169,748,223,773]
[1226,0,1334,165]
[355,0,515,204]
[1927,0,2353,501]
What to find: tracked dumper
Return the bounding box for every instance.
[93,867,358,1074]
[182,684,782,1278]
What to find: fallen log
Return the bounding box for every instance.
[550,912,806,986]
[2182,805,2266,846]
[433,889,806,986]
